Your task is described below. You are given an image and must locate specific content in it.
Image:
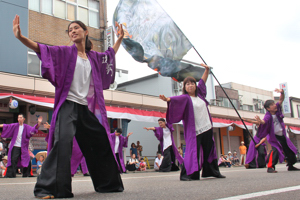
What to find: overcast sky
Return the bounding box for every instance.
[107,0,300,98]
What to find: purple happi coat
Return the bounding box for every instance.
[110,133,128,173]
[71,138,88,176]
[2,123,39,167]
[154,123,184,164]
[166,79,217,175]
[37,44,120,171]
[246,102,297,164]
[245,136,267,167]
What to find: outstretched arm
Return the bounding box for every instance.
[159,95,170,102]
[113,22,124,54]
[242,115,265,125]
[275,88,284,106]
[13,15,40,52]
[143,127,155,131]
[200,63,210,83]
[255,137,266,148]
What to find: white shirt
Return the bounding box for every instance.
[66,56,92,105]
[163,127,172,151]
[115,136,120,153]
[154,157,163,170]
[272,115,283,136]
[190,96,212,135]
[0,143,3,155]
[14,125,24,147]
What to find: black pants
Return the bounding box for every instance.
[126,163,136,171]
[249,145,266,168]
[6,147,21,178]
[159,146,179,172]
[180,129,221,180]
[267,146,279,169]
[275,135,297,166]
[34,100,124,198]
[22,159,32,177]
[115,153,124,173]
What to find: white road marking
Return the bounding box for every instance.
[216,185,300,200]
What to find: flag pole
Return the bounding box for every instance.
[192,47,256,144]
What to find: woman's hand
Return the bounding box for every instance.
[200,63,210,70]
[115,22,124,39]
[13,15,22,39]
[159,95,170,102]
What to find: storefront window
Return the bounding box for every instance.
[54,0,66,19]
[28,50,41,76]
[41,0,53,15]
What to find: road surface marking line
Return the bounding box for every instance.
[216,185,300,200]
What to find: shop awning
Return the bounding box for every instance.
[289,126,300,134]
[0,93,252,129]
[0,93,54,108]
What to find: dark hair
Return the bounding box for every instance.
[116,128,122,134]
[182,76,198,95]
[264,100,275,110]
[131,143,136,148]
[140,158,144,160]
[67,20,92,52]
[18,113,25,118]
[158,118,165,122]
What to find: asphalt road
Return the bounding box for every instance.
[1,163,300,200]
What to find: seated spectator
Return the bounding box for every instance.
[126,154,139,171]
[228,151,233,161]
[0,156,8,177]
[36,155,44,175]
[232,151,240,166]
[154,153,163,171]
[130,143,139,160]
[138,158,147,171]
[218,155,232,168]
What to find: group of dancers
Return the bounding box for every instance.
[0,14,296,199]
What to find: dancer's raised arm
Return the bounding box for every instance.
[13,15,40,53]
[113,22,124,54]
[200,63,210,83]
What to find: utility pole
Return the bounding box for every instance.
[99,0,107,52]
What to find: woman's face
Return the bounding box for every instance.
[68,23,87,43]
[132,154,136,159]
[185,81,196,96]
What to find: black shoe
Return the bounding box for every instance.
[267,168,277,173]
[288,166,300,171]
[83,173,90,176]
[180,177,192,181]
[216,174,226,178]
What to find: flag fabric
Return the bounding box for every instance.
[113,0,204,82]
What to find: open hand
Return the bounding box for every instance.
[127,132,133,137]
[143,127,150,131]
[43,122,51,129]
[159,95,170,102]
[274,88,283,94]
[13,15,22,39]
[37,116,43,124]
[115,22,124,38]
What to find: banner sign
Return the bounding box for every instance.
[280,82,291,114]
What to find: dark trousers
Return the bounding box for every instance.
[34,100,124,198]
[180,129,221,180]
[6,146,21,178]
[115,153,124,173]
[159,146,179,172]
[275,135,297,166]
[22,159,32,177]
[249,145,266,168]
[267,146,279,169]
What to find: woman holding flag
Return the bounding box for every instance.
[160,64,225,181]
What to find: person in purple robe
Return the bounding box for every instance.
[110,128,133,173]
[13,14,125,198]
[244,137,267,169]
[159,63,225,181]
[0,114,42,178]
[243,88,299,173]
[144,118,183,172]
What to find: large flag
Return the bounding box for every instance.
[113,0,205,82]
